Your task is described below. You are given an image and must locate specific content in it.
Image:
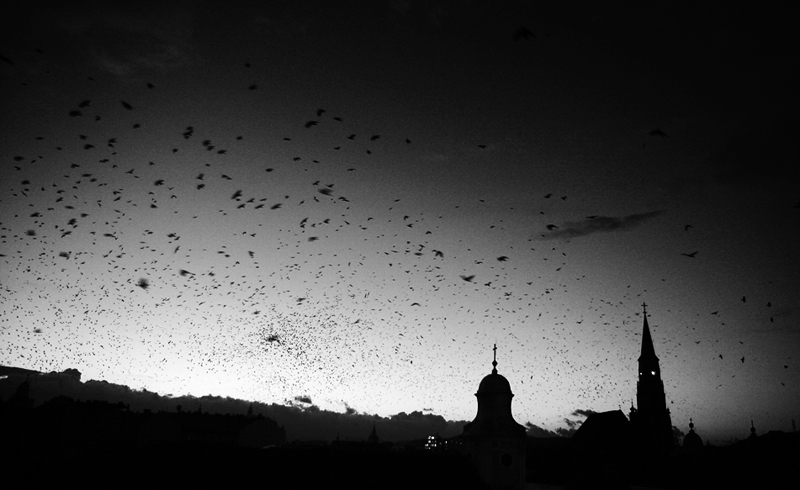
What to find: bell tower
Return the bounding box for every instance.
[629,303,674,454]
[462,345,527,489]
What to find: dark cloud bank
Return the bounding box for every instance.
[1,368,575,441]
[541,210,665,240]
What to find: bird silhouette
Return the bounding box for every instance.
[512,26,536,41]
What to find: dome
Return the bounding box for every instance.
[683,429,702,448]
[683,419,703,449]
[478,372,512,394]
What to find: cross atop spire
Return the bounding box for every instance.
[642,302,647,315]
[492,343,498,374]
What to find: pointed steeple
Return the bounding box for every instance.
[639,302,658,363]
[631,302,673,454]
[368,422,380,444]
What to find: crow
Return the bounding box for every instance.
[512,26,536,41]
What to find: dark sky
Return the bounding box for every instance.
[1,1,798,444]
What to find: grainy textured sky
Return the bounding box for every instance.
[1,1,798,443]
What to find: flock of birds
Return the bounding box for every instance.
[0,32,793,432]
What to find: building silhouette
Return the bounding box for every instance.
[367,422,380,444]
[461,345,526,489]
[629,303,675,455]
[682,418,703,449]
[747,419,758,440]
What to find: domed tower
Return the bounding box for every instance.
[747,420,757,440]
[462,345,527,490]
[682,418,703,449]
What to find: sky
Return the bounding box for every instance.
[1,1,798,445]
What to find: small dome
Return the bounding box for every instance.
[478,372,512,394]
[683,429,702,448]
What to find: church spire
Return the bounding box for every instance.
[492,343,498,374]
[639,302,658,363]
[631,302,674,454]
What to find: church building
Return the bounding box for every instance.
[629,303,675,455]
[462,345,527,490]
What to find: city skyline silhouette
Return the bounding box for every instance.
[1,1,798,448]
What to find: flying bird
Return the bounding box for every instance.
[512,26,536,41]
[120,101,134,110]
[681,251,698,258]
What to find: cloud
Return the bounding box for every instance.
[555,425,579,438]
[703,119,797,187]
[0,371,467,442]
[525,421,561,438]
[547,408,600,437]
[1,371,617,443]
[540,210,666,240]
[13,3,198,76]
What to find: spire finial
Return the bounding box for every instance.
[492,343,498,374]
[689,417,694,430]
[642,302,647,316]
